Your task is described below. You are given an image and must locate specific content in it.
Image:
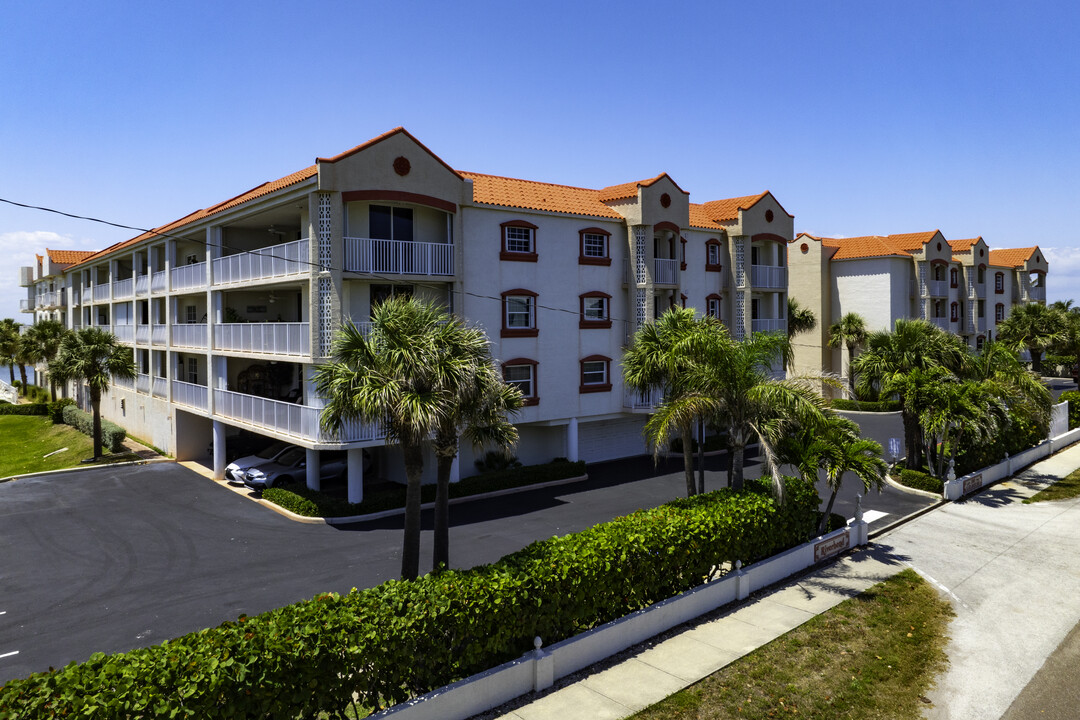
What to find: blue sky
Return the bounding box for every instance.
[2,1,1078,319]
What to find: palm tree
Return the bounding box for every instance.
[827,313,868,397]
[0,319,20,386]
[965,340,1051,435]
[316,296,508,580]
[996,302,1066,375]
[49,328,136,459]
[22,320,68,401]
[852,318,967,468]
[623,308,714,497]
[787,297,817,338]
[431,321,523,571]
[918,378,1008,479]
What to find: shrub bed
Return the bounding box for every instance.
[895,468,943,494]
[61,405,127,452]
[1060,391,1080,430]
[831,399,902,412]
[263,459,588,518]
[0,402,48,416]
[0,477,821,719]
[670,434,728,453]
[48,398,76,424]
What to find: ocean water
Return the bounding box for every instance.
[0,364,36,386]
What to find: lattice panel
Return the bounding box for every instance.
[735,238,746,288]
[318,277,333,356]
[636,288,647,328]
[918,262,928,298]
[634,226,647,285]
[317,193,332,268]
[734,291,745,339]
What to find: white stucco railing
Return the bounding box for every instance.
[751,318,787,334]
[171,262,207,291]
[37,290,66,308]
[623,386,663,410]
[1029,285,1046,303]
[114,325,135,343]
[750,265,787,289]
[212,239,309,285]
[113,278,134,300]
[0,379,18,404]
[136,373,150,394]
[653,258,679,285]
[93,284,110,302]
[344,237,454,276]
[213,322,310,356]
[136,325,150,344]
[151,324,168,345]
[172,380,208,411]
[135,274,149,295]
[19,299,31,312]
[928,280,948,297]
[71,288,80,306]
[151,376,168,398]
[930,317,950,331]
[151,271,167,294]
[212,389,383,443]
[172,323,208,349]
[112,374,135,391]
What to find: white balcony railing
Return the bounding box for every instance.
[151,324,168,345]
[171,262,207,291]
[113,278,134,300]
[37,290,66,308]
[136,325,149,344]
[213,239,309,285]
[653,258,679,285]
[172,380,208,411]
[151,271,167,294]
[71,288,80,306]
[19,299,31,312]
[93,284,110,302]
[344,237,454,276]
[623,386,663,410]
[172,323,208,349]
[214,322,310,356]
[136,373,150,394]
[151,376,168,398]
[213,389,382,443]
[928,280,948,297]
[112,375,135,391]
[751,318,787,334]
[750,265,787,289]
[930,317,950,331]
[135,275,149,296]
[1029,285,1046,303]
[114,325,134,343]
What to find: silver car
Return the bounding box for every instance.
[225,441,295,483]
[243,447,348,489]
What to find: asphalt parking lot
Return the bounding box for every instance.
[0,452,933,683]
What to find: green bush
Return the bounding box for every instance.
[48,398,77,424]
[18,383,50,403]
[265,459,588,518]
[0,477,821,718]
[61,405,127,452]
[670,433,728,453]
[1060,391,1080,430]
[0,402,48,416]
[830,399,902,412]
[897,468,943,494]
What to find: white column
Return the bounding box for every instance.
[566,417,579,463]
[306,448,320,491]
[212,420,226,481]
[347,448,364,504]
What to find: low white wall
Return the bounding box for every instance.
[369,522,864,720]
[944,426,1080,500]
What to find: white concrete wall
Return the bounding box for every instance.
[832,257,910,332]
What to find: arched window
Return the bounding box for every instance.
[578,227,611,266]
[579,291,612,329]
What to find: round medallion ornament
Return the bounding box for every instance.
[660,193,671,208]
[393,156,411,176]
[800,243,809,254]
[765,209,774,223]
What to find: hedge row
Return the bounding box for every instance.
[61,405,127,452]
[263,459,588,518]
[0,402,48,416]
[0,476,821,719]
[831,398,902,412]
[896,468,943,494]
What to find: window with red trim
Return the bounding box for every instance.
[503,358,538,405]
[578,227,611,266]
[706,239,723,272]
[501,289,539,337]
[950,267,958,288]
[680,293,687,309]
[995,272,1004,294]
[951,302,959,322]
[579,291,612,329]
[706,293,722,319]
[995,303,1005,323]
[579,355,612,393]
[500,220,538,262]
[679,238,687,271]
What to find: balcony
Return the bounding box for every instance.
[71,288,80,306]
[152,324,168,346]
[344,237,454,276]
[172,380,208,412]
[213,322,310,357]
[19,299,31,313]
[136,325,149,344]
[930,317,950,331]
[113,278,134,300]
[114,325,134,344]
[172,323,208,349]
[171,262,207,291]
[750,265,787,289]
[1028,285,1046,303]
[136,373,150,394]
[928,280,948,297]
[212,239,309,285]
[653,258,679,286]
[151,271,167,294]
[752,318,787,334]
[112,375,135,391]
[93,285,110,302]
[135,275,149,296]
[968,281,986,300]
[213,389,382,443]
[151,376,168,398]
[624,386,663,411]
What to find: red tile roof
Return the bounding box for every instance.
[989,247,1038,268]
[46,249,97,264]
[823,235,913,260]
[461,172,621,219]
[597,173,680,203]
[948,237,981,252]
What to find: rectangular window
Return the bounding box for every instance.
[504,365,533,398]
[187,357,198,384]
[995,304,1006,323]
[505,226,533,254]
[583,296,606,321]
[582,361,607,386]
[707,298,721,319]
[995,273,1004,293]
[369,205,414,242]
[707,244,720,266]
[978,300,985,318]
[185,305,197,324]
[506,296,534,328]
[582,233,607,258]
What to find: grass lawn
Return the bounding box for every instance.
[1023,466,1080,503]
[631,569,953,720]
[0,415,141,478]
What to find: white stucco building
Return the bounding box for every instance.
[16,128,794,497]
[788,230,1048,390]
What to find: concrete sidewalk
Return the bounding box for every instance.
[487,443,1080,720]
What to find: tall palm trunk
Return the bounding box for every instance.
[697,417,706,495]
[18,364,27,390]
[679,421,696,496]
[433,439,456,572]
[1030,349,1044,374]
[731,439,746,491]
[847,343,857,396]
[401,442,425,581]
[48,375,57,402]
[6,363,13,386]
[90,387,103,459]
[818,486,840,536]
[902,410,921,470]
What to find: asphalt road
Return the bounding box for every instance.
[0,452,933,683]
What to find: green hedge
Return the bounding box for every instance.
[48,398,76,424]
[896,468,943,494]
[1060,391,1080,430]
[61,405,127,453]
[0,477,821,719]
[0,402,48,416]
[18,384,50,403]
[831,399,902,412]
[264,459,588,518]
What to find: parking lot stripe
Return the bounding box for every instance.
[0,651,18,659]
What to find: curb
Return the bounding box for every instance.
[883,473,943,500]
[0,456,172,484]
[868,499,947,540]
